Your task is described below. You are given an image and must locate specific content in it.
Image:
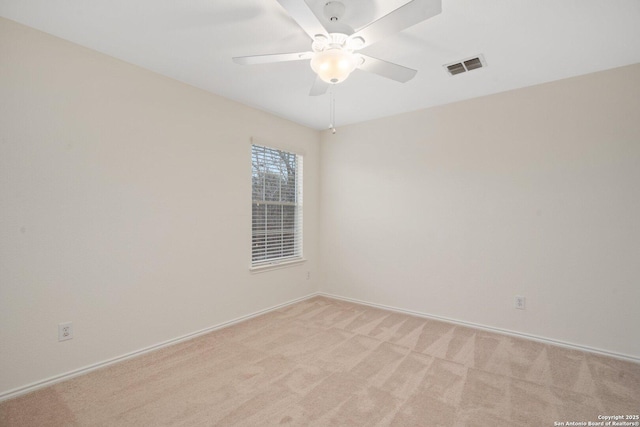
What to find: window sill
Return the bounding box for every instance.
[250,258,307,274]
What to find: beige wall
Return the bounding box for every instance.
[319,63,640,359]
[0,18,320,395]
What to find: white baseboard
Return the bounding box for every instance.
[4,290,636,402]
[0,292,320,402]
[318,292,640,364]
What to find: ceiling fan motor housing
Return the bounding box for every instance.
[312,32,348,52]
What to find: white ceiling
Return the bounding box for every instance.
[1,0,640,130]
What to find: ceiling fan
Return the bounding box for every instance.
[233,0,442,96]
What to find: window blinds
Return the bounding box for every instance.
[251,144,303,266]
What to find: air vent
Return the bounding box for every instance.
[446,63,466,75]
[463,57,483,71]
[444,55,487,76]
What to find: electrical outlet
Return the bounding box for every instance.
[58,322,73,341]
[515,296,526,310]
[306,272,311,280]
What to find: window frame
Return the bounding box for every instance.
[250,143,304,271]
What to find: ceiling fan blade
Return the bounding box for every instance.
[275,0,328,40]
[357,55,417,83]
[349,0,441,48]
[233,51,313,65]
[309,76,330,96]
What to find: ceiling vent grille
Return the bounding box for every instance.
[444,55,486,76]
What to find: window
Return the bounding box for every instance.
[251,144,303,267]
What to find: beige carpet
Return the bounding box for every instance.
[1,296,639,426]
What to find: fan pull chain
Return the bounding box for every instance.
[329,88,336,134]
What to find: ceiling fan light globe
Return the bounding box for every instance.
[310,48,357,84]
